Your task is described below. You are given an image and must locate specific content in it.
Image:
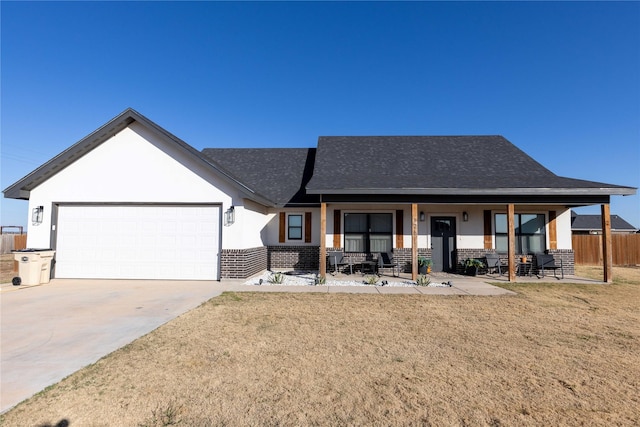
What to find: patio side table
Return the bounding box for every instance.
[517,261,532,277]
[359,261,377,275]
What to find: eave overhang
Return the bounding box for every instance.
[306,186,636,196]
[318,193,616,205]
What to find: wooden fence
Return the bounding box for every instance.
[0,234,27,254]
[572,234,640,266]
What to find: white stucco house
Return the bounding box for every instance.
[4,109,636,281]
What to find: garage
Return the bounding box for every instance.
[54,204,221,280]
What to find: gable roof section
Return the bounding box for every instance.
[201,148,319,206]
[3,108,272,206]
[571,212,638,232]
[306,136,636,199]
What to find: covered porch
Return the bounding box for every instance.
[316,201,617,283]
[305,136,634,284]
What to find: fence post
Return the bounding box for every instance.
[601,204,613,283]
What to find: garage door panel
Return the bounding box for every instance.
[56,205,220,280]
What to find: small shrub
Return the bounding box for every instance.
[314,274,326,285]
[416,275,431,286]
[363,275,379,285]
[138,400,183,427]
[268,272,284,284]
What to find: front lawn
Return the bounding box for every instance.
[2,266,639,426]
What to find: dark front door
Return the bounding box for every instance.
[431,217,456,272]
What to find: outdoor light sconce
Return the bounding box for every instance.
[419,211,425,222]
[463,211,469,222]
[224,206,235,226]
[32,205,44,225]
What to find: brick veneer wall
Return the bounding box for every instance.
[454,249,575,275]
[393,248,432,273]
[267,246,320,271]
[455,249,490,274]
[327,248,432,273]
[220,246,267,279]
[546,249,575,275]
[219,246,574,278]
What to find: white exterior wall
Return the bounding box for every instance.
[27,123,242,248]
[222,201,274,249]
[323,204,573,251]
[262,208,322,246]
[555,208,573,249]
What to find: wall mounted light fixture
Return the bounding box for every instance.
[419,211,425,222]
[32,206,44,225]
[463,211,469,222]
[224,206,235,226]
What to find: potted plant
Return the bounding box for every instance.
[464,258,484,276]
[418,257,432,275]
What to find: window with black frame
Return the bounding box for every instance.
[495,213,546,254]
[344,213,392,253]
[288,214,302,240]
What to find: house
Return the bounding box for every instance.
[571,211,638,235]
[3,108,636,282]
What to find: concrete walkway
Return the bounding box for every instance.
[0,273,529,413]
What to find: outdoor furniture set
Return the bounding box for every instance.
[483,253,564,279]
[327,251,399,277]
[328,251,564,279]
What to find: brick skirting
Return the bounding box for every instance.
[392,248,432,273]
[267,246,320,271]
[454,248,575,275]
[219,247,267,279]
[327,248,432,274]
[220,246,574,278]
[220,246,320,279]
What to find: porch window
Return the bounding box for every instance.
[288,214,303,240]
[495,213,546,254]
[344,213,392,253]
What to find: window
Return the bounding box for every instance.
[288,214,302,240]
[495,213,546,254]
[344,213,392,253]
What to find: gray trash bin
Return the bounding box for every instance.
[13,249,56,286]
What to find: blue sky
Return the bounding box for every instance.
[2,1,639,229]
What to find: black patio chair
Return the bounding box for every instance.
[377,252,399,277]
[327,251,352,275]
[535,253,564,280]
[484,253,506,275]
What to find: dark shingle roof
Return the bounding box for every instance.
[571,212,638,231]
[201,148,318,206]
[4,109,635,208]
[305,136,635,195]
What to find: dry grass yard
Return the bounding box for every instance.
[1,253,16,284]
[2,266,639,426]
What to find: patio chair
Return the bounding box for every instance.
[535,253,564,280]
[377,252,399,277]
[484,253,506,275]
[327,251,352,275]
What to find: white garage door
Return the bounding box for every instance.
[55,205,220,280]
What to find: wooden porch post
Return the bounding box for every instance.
[320,202,327,278]
[601,203,613,283]
[507,204,516,282]
[412,203,418,281]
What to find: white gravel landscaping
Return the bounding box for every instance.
[243,271,453,288]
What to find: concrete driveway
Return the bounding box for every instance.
[0,279,222,413]
[1,275,516,413]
